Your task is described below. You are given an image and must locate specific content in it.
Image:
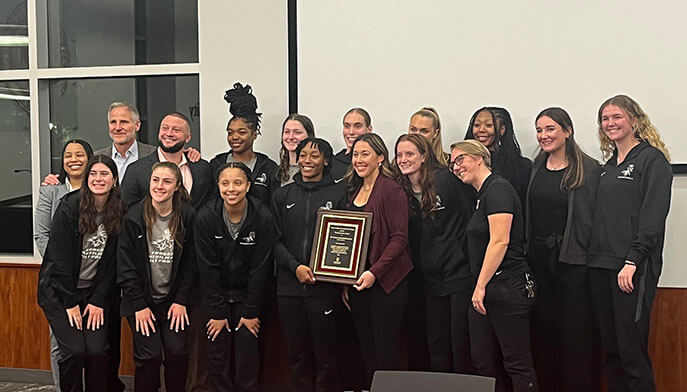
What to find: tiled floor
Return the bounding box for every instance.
[0,383,54,392]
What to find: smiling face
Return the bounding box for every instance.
[149,166,180,205]
[298,142,327,182]
[282,120,309,153]
[343,112,372,151]
[218,167,251,208]
[63,142,89,180]
[87,162,115,196]
[227,118,257,154]
[450,148,480,186]
[396,140,425,177]
[535,115,569,154]
[352,140,383,179]
[472,110,497,148]
[158,115,191,153]
[408,114,438,142]
[108,106,140,147]
[601,104,636,145]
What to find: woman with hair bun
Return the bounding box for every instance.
[210,82,279,205]
[589,95,672,392]
[526,107,601,392]
[276,114,316,186]
[464,107,531,205]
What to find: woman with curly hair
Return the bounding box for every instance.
[588,95,672,392]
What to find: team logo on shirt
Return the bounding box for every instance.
[431,195,445,212]
[321,201,334,210]
[240,231,256,246]
[88,224,108,248]
[254,173,268,186]
[618,164,635,180]
[152,229,174,252]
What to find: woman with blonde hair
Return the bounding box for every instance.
[408,106,449,166]
[589,95,672,392]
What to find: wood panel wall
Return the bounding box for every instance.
[2,265,685,390]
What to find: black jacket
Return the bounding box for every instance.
[409,169,475,296]
[329,149,350,182]
[121,149,213,210]
[38,191,118,309]
[209,151,278,206]
[271,173,347,297]
[117,200,196,316]
[525,154,602,265]
[194,196,278,320]
[589,141,672,274]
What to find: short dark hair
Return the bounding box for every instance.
[295,137,334,174]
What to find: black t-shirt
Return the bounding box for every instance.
[529,167,568,239]
[466,174,527,279]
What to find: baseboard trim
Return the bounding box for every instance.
[0,367,133,390]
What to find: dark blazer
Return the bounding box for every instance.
[94,140,157,159]
[525,154,602,265]
[117,200,196,317]
[120,149,212,210]
[37,191,118,310]
[350,174,413,294]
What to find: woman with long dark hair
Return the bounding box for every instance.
[117,162,195,392]
[589,95,672,392]
[464,107,531,204]
[38,155,123,392]
[394,134,475,373]
[276,114,316,186]
[343,133,413,387]
[195,162,278,392]
[526,107,601,392]
[451,140,537,392]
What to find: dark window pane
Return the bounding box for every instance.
[46,0,198,68]
[0,1,29,70]
[46,75,200,174]
[0,80,31,254]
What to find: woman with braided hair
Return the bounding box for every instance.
[209,82,279,205]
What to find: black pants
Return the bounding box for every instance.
[425,287,474,373]
[186,291,211,392]
[402,276,430,371]
[41,287,110,392]
[278,295,340,392]
[590,266,658,392]
[126,301,189,392]
[349,278,408,388]
[468,268,537,392]
[106,292,125,392]
[207,302,260,392]
[528,240,600,392]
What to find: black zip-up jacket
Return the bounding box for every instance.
[117,200,196,317]
[271,173,347,297]
[329,149,350,182]
[38,191,118,310]
[194,196,279,320]
[589,141,672,274]
[209,151,278,206]
[409,169,475,296]
[525,154,602,265]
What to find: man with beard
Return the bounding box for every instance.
[121,112,212,210]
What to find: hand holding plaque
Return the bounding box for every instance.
[309,209,372,284]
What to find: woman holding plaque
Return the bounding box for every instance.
[588,95,672,392]
[37,155,123,392]
[394,134,475,373]
[117,162,196,392]
[451,140,537,392]
[343,133,413,387]
[272,137,347,392]
[194,162,279,392]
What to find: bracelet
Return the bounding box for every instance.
[624,260,637,266]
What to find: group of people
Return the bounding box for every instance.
[35,84,672,392]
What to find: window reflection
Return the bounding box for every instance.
[0,0,28,70]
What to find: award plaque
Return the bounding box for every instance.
[309,209,373,284]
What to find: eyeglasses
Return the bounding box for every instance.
[450,154,467,169]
